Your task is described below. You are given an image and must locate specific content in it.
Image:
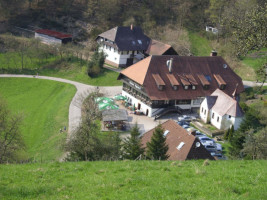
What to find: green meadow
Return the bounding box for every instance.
[0,78,76,161]
[0,160,266,200]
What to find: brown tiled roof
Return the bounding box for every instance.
[152,74,165,86]
[145,39,172,55]
[210,89,244,117]
[197,74,210,86]
[118,55,244,100]
[213,74,226,86]
[166,74,180,86]
[141,120,215,161]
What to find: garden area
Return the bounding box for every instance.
[0,78,76,162]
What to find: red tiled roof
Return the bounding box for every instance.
[213,74,226,86]
[141,120,215,161]
[152,74,165,86]
[118,55,244,100]
[35,29,72,39]
[145,39,172,55]
[197,74,210,86]
[166,73,179,86]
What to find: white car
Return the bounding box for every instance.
[178,115,196,122]
[198,136,215,146]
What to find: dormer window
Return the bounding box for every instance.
[167,74,179,91]
[192,85,196,90]
[184,85,189,90]
[213,74,226,90]
[152,74,165,91]
[197,74,210,90]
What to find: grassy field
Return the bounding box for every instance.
[0,52,122,86]
[0,78,76,161]
[0,160,266,200]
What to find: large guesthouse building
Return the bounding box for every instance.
[96,25,177,68]
[118,55,244,117]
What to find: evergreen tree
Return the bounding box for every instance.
[224,128,230,140]
[146,124,169,160]
[228,125,234,141]
[122,123,144,160]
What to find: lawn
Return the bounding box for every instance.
[241,48,267,71]
[0,160,266,200]
[0,78,76,161]
[188,31,212,56]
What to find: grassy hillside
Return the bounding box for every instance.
[0,52,121,86]
[0,78,76,161]
[0,160,266,200]
[188,32,212,56]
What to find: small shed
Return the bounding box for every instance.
[102,109,128,130]
[35,29,72,45]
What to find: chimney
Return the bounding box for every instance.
[130,24,133,30]
[166,58,173,73]
[210,50,217,56]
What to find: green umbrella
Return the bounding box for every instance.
[99,102,119,111]
[113,95,127,101]
[95,97,114,104]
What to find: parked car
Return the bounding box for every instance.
[204,145,217,153]
[177,120,189,126]
[211,152,225,160]
[215,143,222,152]
[178,115,196,122]
[195,131,205,137]
[182,124,190,129]
[198,136,215,146]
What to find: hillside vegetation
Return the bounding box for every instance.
[0,78,76,161]
[0,160,266,200]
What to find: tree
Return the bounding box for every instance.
[122,123,144,160]
[229,3,267,57]
[0,97,24,163]
[256,62,267,89]
[242,127,267,160]
[87,49,106,77]
[65,91,121,161]
[146,124,169,160]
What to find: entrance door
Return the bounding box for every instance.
[138,103,141,110]
[146,109,149,116]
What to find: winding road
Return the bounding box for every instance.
[0,74,122,140]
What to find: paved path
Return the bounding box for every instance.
[0,74,122,140]
[243,80,267,88]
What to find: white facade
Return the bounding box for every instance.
[200,100,243,130]
[35,33,62,45]
[99,44,145,67]
[122,90,155,117]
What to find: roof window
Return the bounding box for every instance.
[177,142,185,150]
[163,130,170,137]
[138,40,142,44]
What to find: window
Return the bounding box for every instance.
[229,115,231,119]
[177,142,185,150]
[217,116,220,122]
[173,85,178,90]
[192,85,196,90]
[201,107,204,113]
[204,110,206,115]
[212,113,214,119]
[164,100,169,104]
[204,85,209,90]
[184,85,189,90]
[176,100,191,105]
[220,84,226,90]
[163,130,169,137]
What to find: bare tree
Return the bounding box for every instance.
[0,97,24,163]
